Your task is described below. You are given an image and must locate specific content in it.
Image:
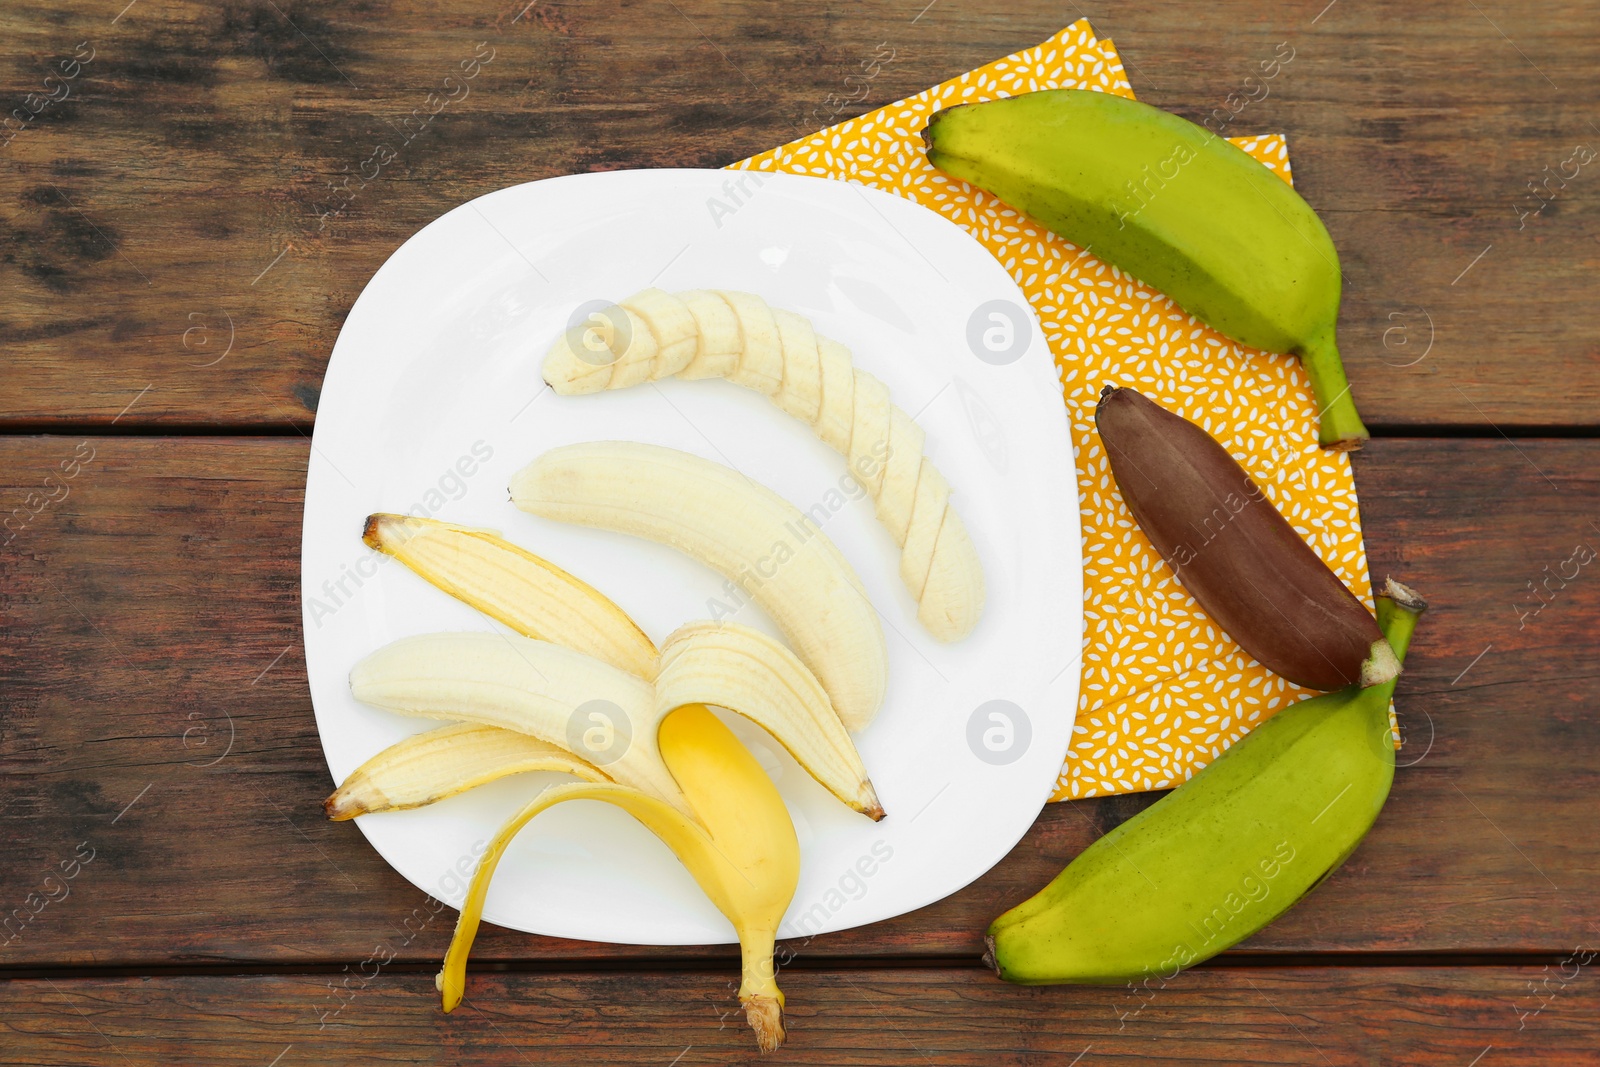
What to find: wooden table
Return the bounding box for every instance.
[3,1,1597,1062]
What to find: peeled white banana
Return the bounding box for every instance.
[512,442,890,732]
[334,507,876,1050]
[542,288,985,643]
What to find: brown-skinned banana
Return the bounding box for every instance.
[1095,386,1394,691]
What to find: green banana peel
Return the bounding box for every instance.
[985,579,1427,984]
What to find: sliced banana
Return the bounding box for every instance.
[540,289,985,641]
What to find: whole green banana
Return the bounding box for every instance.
[985,579,1426,984]
[924,89,1368,450]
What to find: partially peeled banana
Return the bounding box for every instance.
[347,515,880,818]
[330,514,877,1049]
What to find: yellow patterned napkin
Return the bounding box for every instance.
[732,21,1373,801]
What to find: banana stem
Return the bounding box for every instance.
[1299,327,1370,451]
[738,928,786,1054]
[1374,578,1427,665]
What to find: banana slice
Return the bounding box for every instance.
[849,370,893,497]
[715,290,783,395]
[677,289,742,380]
[624,287,699,380]
[324,722,610,820]
[542,302,659,394]
[349,631,687,812]
[815,337,856,453]
[439,704,798,1053]
[771,307,822,423]
[513,442,889,731]
[876,407,927,545]
[540,290,985,641]
[900,460,951,601]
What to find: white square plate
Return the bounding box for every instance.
[302,169,1082,944]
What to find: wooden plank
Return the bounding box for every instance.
[2,436,1595,967]
[0,0,1595,429]
[3,966,1597,1065]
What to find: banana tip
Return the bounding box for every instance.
[981,935,1000,976]
[744,996,786,1053]
[1381,577,1429,614]
[861,781,886,822]
[322,790,356,821]
[361,513,386,551]
[437,971,463,1013]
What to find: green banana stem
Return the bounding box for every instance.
[1375,585,1422,661]
[1349,581,1424,734]
[1299,326,1370,451]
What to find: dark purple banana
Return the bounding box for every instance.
[1095,386,1395,690]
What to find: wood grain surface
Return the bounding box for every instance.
[3,437,1594,971]
[0,0,1596,430]
[3,967,1598,1066]
[5,1,1598,1062]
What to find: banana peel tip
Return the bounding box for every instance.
[862,780,886,822]
[322,788,354,821]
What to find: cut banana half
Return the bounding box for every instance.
[512,442,890,732]
[439,704,799,1053]
[540,288,985,642]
